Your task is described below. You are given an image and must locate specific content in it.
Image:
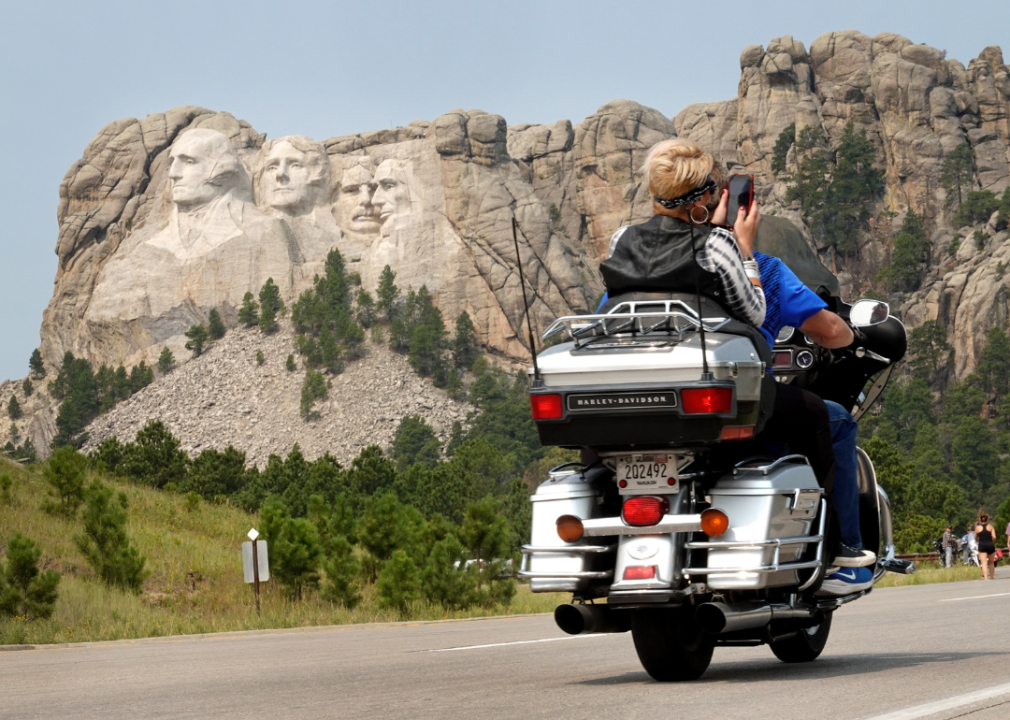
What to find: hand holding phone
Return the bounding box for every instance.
[725,174,754,223]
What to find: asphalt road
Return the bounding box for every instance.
[3,574,1010,720]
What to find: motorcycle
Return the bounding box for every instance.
[519,292,915,681]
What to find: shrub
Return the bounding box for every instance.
[256,350,265,366]
[74,480,148,592]
[0,473,13,505]
[973,229,987,250]
[0,533,59,621]
[285,354,295,371]
[184,491,201,513]
[375,550,421,616]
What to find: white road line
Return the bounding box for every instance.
[427,633,616,653]
[863,682,1010,720]
[940,591,1010,602]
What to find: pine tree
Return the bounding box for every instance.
[285,353,295,371]
[184,324,209,357]
[0,472,13,505]
[0,533,60,621]
[939,143,975,211]
[461,496,515,602]
[74,480,148,592]
[376,265,400,320]
[129,362,154,393]
[208,308,226,340]
[771,123,795,175]
[272,517,323,600]
[421,534,477,610]
[358,492,423,580]
[238,292,259,327]
[258,278,283,334]
[375,549,421,616]
[28,349,45,379]
[42,446,88,516]
[300,369,327,419]
[157,347,175,374]
[320,535,362,608]
[356,289,376,328]
[452,311,479,370]
[7,394,22,421]
[391,415,442,473]
[21,378,33,398]
[256,350,265,366]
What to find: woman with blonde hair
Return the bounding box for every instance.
[975,511,997,580]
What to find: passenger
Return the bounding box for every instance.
[599,139,861,582]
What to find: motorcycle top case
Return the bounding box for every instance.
[529,332,766,449]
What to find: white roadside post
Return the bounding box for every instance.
[242,528,269,614]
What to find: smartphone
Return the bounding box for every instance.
[726,174,754,223]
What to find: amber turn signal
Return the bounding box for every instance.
[556,514,585,543]
[700,508,729,537]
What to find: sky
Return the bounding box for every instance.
[0,0,1008,381]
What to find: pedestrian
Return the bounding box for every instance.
[962,525,973,564]
[942,526,953,568]
[975,512,997,581]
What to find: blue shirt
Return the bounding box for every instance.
[754,252,826,349]
[595,251,827,350]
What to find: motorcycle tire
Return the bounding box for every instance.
[630,606,715,681]
[769,611,833,663]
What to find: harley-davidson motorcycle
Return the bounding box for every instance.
[519,291,915,681]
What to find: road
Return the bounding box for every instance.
[3,575,1010,720]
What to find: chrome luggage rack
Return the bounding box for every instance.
[542,301,731,350]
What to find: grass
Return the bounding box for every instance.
[875,561,993,588]
[0,458,565,646]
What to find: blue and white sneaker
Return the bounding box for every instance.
[816,566,874,596]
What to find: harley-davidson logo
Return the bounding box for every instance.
[567,392,678,412]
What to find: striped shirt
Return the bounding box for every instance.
[607,224,766,327]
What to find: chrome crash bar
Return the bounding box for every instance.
[517,544,616,582]
[542,301,731,348]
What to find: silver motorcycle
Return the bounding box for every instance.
[520,296,915,681]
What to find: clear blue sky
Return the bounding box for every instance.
[1,0,1007,380]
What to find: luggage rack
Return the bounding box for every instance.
[542,301,731,350]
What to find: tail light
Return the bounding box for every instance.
[622,495,669,527]
[681,387,733,414]
[719,425,755,441]
[530,394,563,420]
[556,515,584,543]
[623,565,657,580]
[701,508,730,537]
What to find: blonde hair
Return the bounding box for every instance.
[643,139,716,201]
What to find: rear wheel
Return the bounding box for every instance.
[631,606,715,681]
[770,611,833,663]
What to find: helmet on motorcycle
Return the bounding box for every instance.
[859,316,907,364]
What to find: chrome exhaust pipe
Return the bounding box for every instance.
[695,602,816,634]
[554,604,631,635]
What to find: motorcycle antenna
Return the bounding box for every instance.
[512,215,544,388]
[688,222,713,382]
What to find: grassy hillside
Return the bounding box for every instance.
[0,457,561,645]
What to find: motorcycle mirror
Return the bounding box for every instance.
[850,299,889,327]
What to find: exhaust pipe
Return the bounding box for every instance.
[695,602,816,634]
[554,604,631,635]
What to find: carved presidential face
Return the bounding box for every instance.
[334,164,380,234]
[168,130,242,211]
[372,160,412,223]
[260,141,314,216]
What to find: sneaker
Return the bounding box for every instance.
[830,543,876,568]
[816,566,874,596]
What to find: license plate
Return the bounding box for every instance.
[616,454,678,494]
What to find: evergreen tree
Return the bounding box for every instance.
[41,446,88,516]
[285,354,295,371]
[0,472,13,505]
[407,286,449,377]
[156,347,175,374]
[272,517,323,600]
[21,378,33,398]
[300,369,327,419]
[445,421,465,458]
[356,289,376,329]
[452,311,480,370]
[771,123,795,175]
[74,480,148,592]
[376,265,400,320]
[908,320,951,380]
[390,415,442,473]
[320,535,361,608]
[119,420,188,489]
[0,533,60,621]
[256,350,265,366]
[461,495,516,605]
[184,324,209,357]
[359,492,424,580]
[185,446,248,500]
[238,292,259,327]
[50,352,99,450]
[208,308,226,340]
[129,362,154,393]
[258,278,283,334]
[877,209,931,292]
[421,534,477,610]
[345,446,397,504]
[939,143,975,211]
[978,326,1010,400]
[28,349,45,379]
[953,190,999,227]
[7,394,22,421]
[375,549,421,616]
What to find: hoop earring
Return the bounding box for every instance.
[689,205,710,225]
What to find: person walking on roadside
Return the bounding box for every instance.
[975,513,997,580]
[942,526,954,568]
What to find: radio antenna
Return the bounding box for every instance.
[689,222,713,381]
[512,216,543,387]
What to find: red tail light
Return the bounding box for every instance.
[681,387,733,414]
[622,495,669,527]
[623,565,657,580]
[719,425,755,441]
[530,394,563,420]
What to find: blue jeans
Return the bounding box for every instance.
[825,400,862,549]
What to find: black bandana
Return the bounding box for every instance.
[653,178,718,209]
